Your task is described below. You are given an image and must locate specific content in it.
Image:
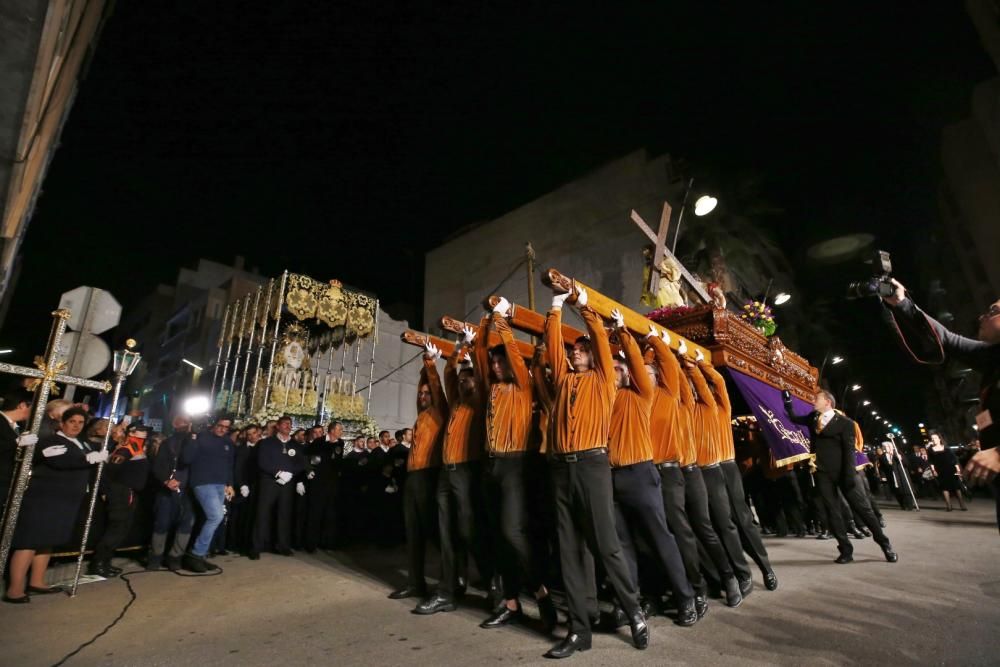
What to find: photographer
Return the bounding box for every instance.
[882,280,1000,528]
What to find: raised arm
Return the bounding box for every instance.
[422,356,448,413]
[443,344,461,406]
[531,344,554,412]
[886,291,999,371]
[494,312,530,388]
[686,362,717,409]
[648,333,680,397]
[782,393,814,425]
[474,315,490,389]
[700,361,731,417]
[619,327,652,400]
[545,306,568,385]
[580,305,614,388]
[677,355,695,409]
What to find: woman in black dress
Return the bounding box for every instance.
[928,432,967,512]
[3,407,108,603]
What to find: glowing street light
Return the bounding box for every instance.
[774,292,791,305]
[862,400,871,406]
[694,195,718,216]
[851,384,861,391]
[917,422,925,428]
[183,395,211,417]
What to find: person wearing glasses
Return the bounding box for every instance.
[883,280,1000,530]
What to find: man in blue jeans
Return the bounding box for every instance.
[182,415,235,573]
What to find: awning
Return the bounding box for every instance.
[727,368,812,466]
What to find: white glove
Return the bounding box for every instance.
[660,330,671,346]
[462,325,477,345]
[551,292,571,310]
[610,308,625,330]
[276,471,293,484]
[307,471,316,480]
[85,450,108,464]
[385,483,398,495]
[695,349,705,362]
[576,288,588,307]
[645,325,658,340]
[240,485,250,498]
[16,433,38,448]
[42,444,68,458]
[423,341,442,361]
[677,340,688,356]
[492,297,511,317]
[296,482,306,496]
[310,455,321,465]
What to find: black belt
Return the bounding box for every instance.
[700,462,721,470]
[487,450,528,459]
[550,447,608,463]
[682,464,698,473]
[656,461,680,470]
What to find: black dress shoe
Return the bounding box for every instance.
[860,527,872,537]
[816,532,833,540]
[675,598,698,627]
[723,577,743,608]
[544,633,591,659]
[183,555,208,573]
[2,594,30,604]
[738,577,753,598]
[538,594,558,632]
[764,571,779,591]
[882,546,898,563]
[629,611,649,649]
[601,605,629,630]
[388,586,425,600]
[480,605,522,629]
[248,551,260,560]
[28,585,61,595]
[695,595,709,619]
[835,553,854,564]
[413,594,456,615]
[165,556,182,571]
[456,575,467,598]
[640,598,658,619]
[202,559,220,571]
[487,585,504,612]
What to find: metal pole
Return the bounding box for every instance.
[262,271,289,409]
[893,439,920,511]
[365,302,380,415]
[525,244,537,344]
[247,279,275,416]
[0,311,70,581]
[70,369,128,596]
[236,287,262,417]
[318,336,337,423]
[210,304,231,400]
[217,299,241,411]
[226,294,252,412]
[670,176,694,257]
[351,333,362,400]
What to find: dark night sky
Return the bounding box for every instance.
[3,3,993,434]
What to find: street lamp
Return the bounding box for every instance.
[671,179,720,255]
[862,400,871,406]
[774,292,791,305]
[694,195,718,216]
[183,395,211,417]
[0,349,11,355]
[818,353,845,383]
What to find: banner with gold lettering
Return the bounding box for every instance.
[728,368,812,466]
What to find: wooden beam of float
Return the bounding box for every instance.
[481,296,585,344]
[541,268,711,361]
[437,316,536,359]
[400,330,464,359]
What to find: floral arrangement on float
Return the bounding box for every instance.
[740,300,776,337]
[645,304,696,326]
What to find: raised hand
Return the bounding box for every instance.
[461,325,477,345]
[492,297,512,317]
[610,308,625,330]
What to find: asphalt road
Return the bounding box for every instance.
[3,498,998,666]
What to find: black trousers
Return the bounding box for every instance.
[700,464,752,581]
[437,462,493,599]
[776,473,806,534]
[721,460,773,576]
[659,465,706,595]
[613,461,694,602]
[483,455,545,600]
[404,468,438,592]
[859,473,883,521]
[551,452,639,640]
[304,478,340,551]
[677,465,735,586]
[227,488,256,553]
[254,476,294,552]
[94,483,136,562]
[815,470,891,556]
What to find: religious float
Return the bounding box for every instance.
[210,271,380,436]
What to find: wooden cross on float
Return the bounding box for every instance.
[0,309,112,580]
[630,202,710,303]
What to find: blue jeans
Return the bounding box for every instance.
[192,484,226,557]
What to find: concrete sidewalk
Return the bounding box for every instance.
[2,499,998,666]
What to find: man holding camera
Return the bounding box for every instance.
[882,279,1000,530]
[784,389,897,564]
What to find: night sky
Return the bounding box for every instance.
[3,4,993,435]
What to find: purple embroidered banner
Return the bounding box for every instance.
[855,450,871,468]
[727,368,812,466]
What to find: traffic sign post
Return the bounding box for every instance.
[57,287,121,400]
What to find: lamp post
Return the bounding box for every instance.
[670,177,718,256]
[71,340,142,596]
[818,353,844,384]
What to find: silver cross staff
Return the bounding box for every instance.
[70,339,142,596]
[0,309,112,581]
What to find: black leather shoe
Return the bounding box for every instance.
[388,586,425,600]
[835,553,854,564]
[247,551,260,561]
[849,528,865,540]
[738,577,753,598]
[629,611,649,649]
[165,556,182,571]
[538,594,558,632]
[481,605,522,629]
[183,555,208,573]
[640,598,658,619]
[487,584,504,612]
[675,598,698,627]
[88,560,118,578]
[723,577,743,608]
[145,556,162,571]
[695,595,708,619]
[816,532,833,540]
[603,605,629,629]
[544,633,591,659]
[882,546,898,563]
[764,571,778,591]
[860,527,872,537]
[413,594,456,615]
[456,575,467,598]
[202,559,220,571]
[2,594,29,604]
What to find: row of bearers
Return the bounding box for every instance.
[393,288,846,659]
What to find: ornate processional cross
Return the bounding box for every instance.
[629,202,710,303]
[0,309,112,580]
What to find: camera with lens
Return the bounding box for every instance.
[846,250,895,300]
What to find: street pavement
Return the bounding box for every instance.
[2,498,998,666]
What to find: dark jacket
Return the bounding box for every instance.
[152,431,194,490]
[0,415,20,499]
[257,435,306,477]
[306,437,344,484]
[784,404,857,483]
[182,431,235,487]
[234,442,260,489]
